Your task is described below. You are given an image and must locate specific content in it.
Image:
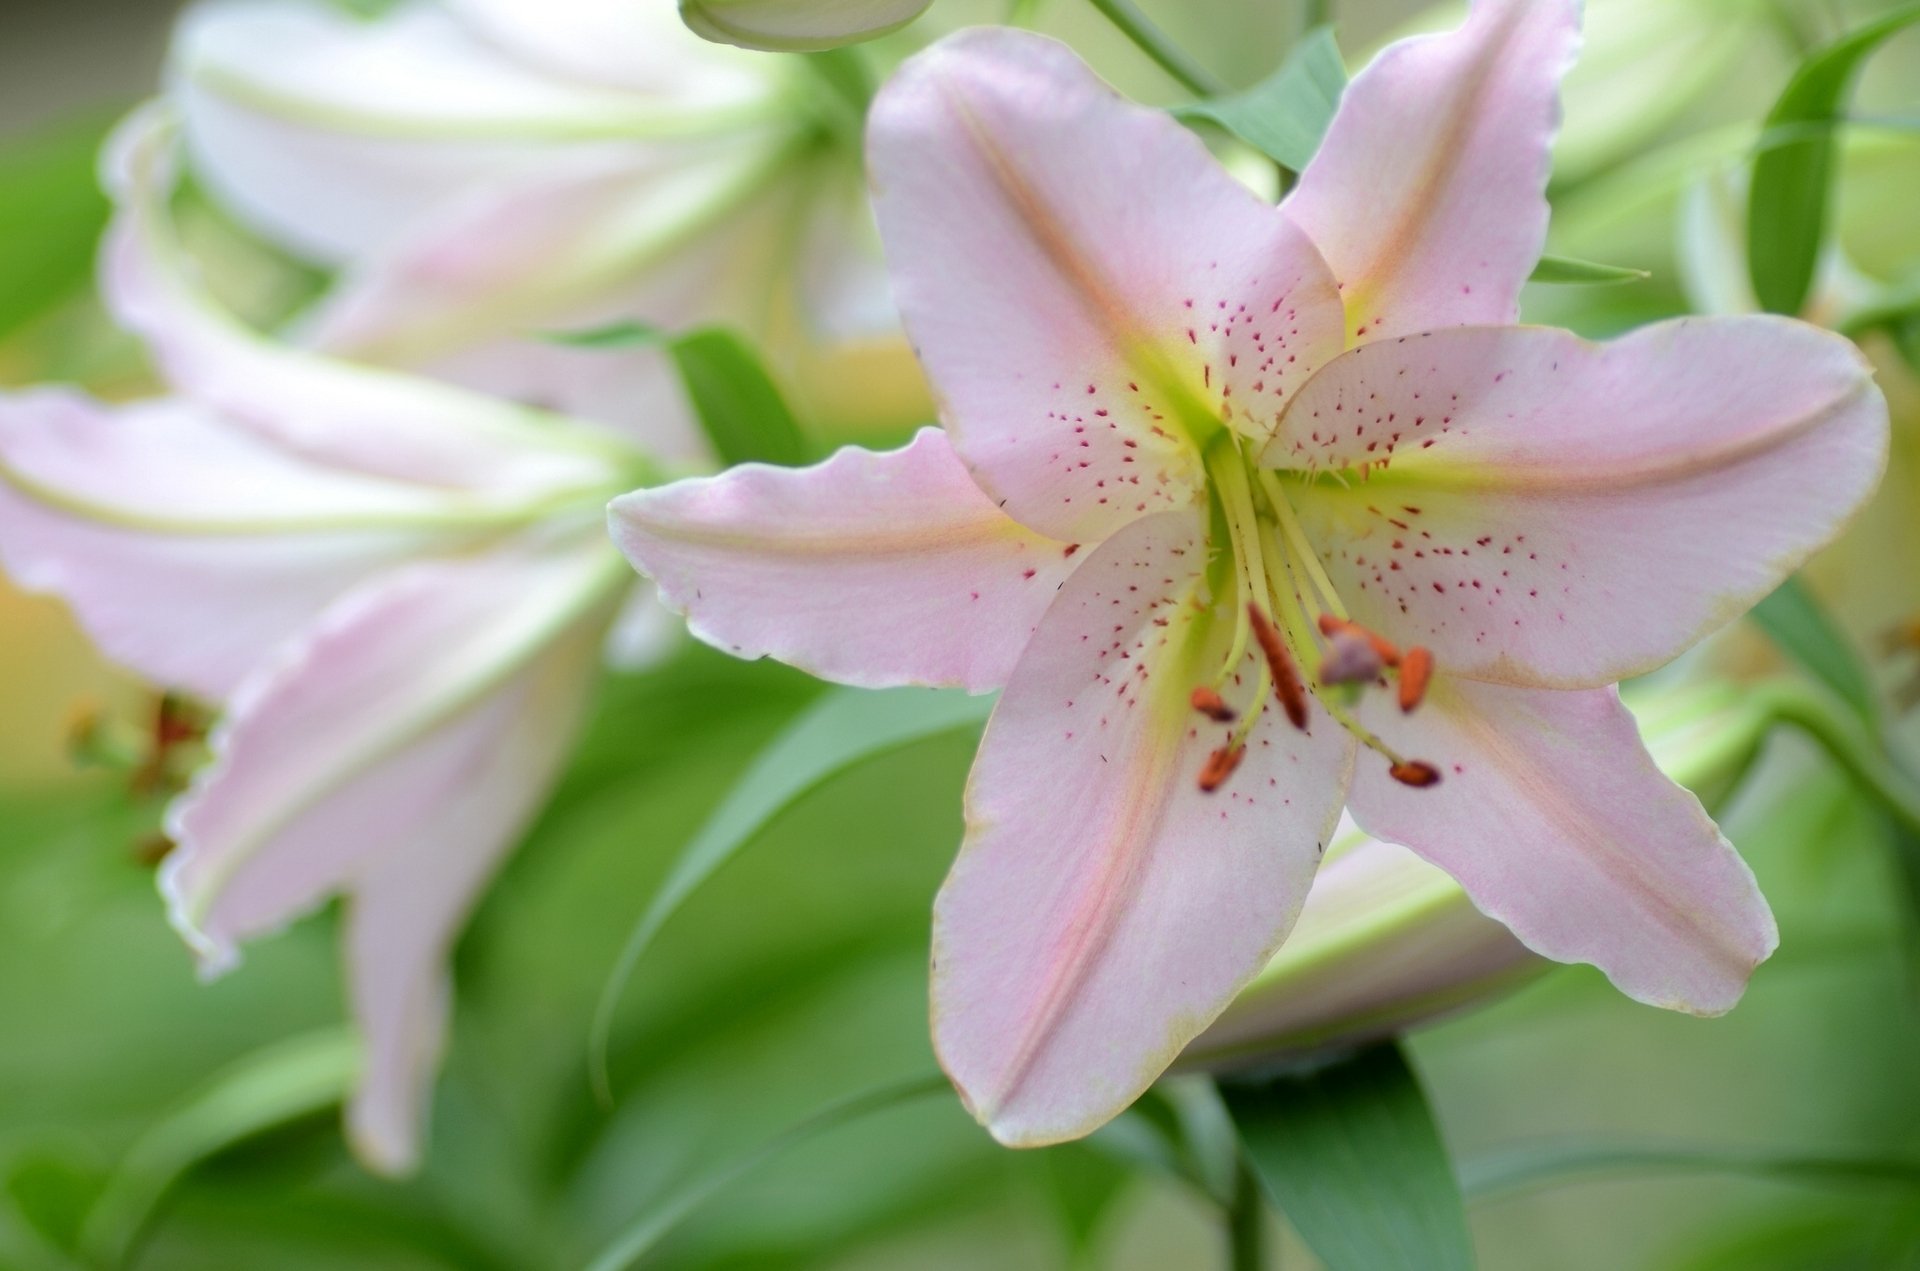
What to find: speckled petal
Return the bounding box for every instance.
[609,429,1078,693]
[934,509,1354,1145]
[869,28,1344,543]
[1276,318,1887,688]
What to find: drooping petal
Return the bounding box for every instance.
[868,28,1345,543]
[103,107,629,496]
[609,429,1078,694]
[449,0,772,92]
[1348,680,1777,1015]
[342,614,606,1175]
[1276,318,1887,687]
[161,538,622,973]
[1283,0,1580,340]
[0,389,478,700]
[171,0,770,263]
[681,0,933,52]
[933,510,1354,1145]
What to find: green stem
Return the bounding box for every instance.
[1758,682,1920,839]
[1085,0,1227,96]
[1227,1157,1271,1271]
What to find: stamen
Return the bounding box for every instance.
[1198,743,1246,793]
[1398,647,1433,713]
[1316,613,1402,667]
[1247,604,1310,731]
[1389,760,1442,788]
[1190,686,1237,722]
[1319,631,1384,686]
[1261,470,1348,622]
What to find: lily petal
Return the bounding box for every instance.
[1279,319,1887,687]
[609,429,1077,694]
[0,389,473,700]
[343,615,606,1175]
[104,106,627,497]
[869,28,1345,543]
[1284,0,1580,339]
[449,0,769,93]
[1348,680,1777,1015]
[161,539,620,974]
[933,510,1353,1144]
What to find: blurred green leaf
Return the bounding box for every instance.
[1749,577,1880,725]
[78,1030,357,1267]
[669,328,811,468]
[1746,4,1920,315]
[1461,1140,1920,1201]
[588,685,992,1103]
[1528,254,1651,285]
[582,1074,947,1271]
[1173,27,1346,175]
[0,115,113,345]
[1223,1044,1473,1271]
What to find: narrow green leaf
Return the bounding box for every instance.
[668,327,812,468]
[1461,1140,1920,1201]
[1223,1044,1473,1271]
[77,1029,358,1267]
[542,320,665,350]
[1172,27,1347,175]
[1746,3,1920,315]
[582,1074,948,1271]
[588,686,994,1103]
[1748,576,1880,725]
[1527,254,1651,285]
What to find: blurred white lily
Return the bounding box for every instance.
[681,0,935,52]
[0,109,664,1175]
[170,0,913,434]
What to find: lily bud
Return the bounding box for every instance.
[680,0,934,51]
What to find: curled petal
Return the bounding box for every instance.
[934,510,1354,1144]
[1348,680,1778,1016]
[161,539,621,974]
[1285,0,1580,339]
[0,390,473,700]
[1280,318,1887,687]
[449,0,768,93]
[869,28,1344,542]
[680,0,934,52]
[609,429,1078,694]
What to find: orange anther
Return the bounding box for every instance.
[1190,686,1237,722]
[1198,744,1246,793]
[1398,647,1433,713]
[1248,605,1310,732]
[1388,760,1442,788]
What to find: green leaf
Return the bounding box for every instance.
[1527,254,1651,285]
[588,685,994,1102]
[1746,3,1920,315]
[1460,1140,1920,1201]
[77,1029,358,1267]
[668,327,812,468]
[1748,576,1880,725]
[1173,27,1347,175]
[581,1074,948,1271]
[1223,1044,1473,1271]
[0,115,115,344]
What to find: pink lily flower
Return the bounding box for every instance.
[612,1,1888,1147]
[0,110,656,1174]
[171,0,902,438]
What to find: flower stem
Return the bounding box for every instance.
[1084,0,1227,97]
[1227,1157,1270,1271]
[1758,682,1920,839]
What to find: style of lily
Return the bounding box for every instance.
[612,0,1888,1147]
[0,109,660,1175]
[171,0,915,437]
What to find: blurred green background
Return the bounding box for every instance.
[3,0,1920,1267]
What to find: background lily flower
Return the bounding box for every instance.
[0,109,657,1175]
[612,0,1888,1150]
[682,0,936,53]
[169,0,925,436]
